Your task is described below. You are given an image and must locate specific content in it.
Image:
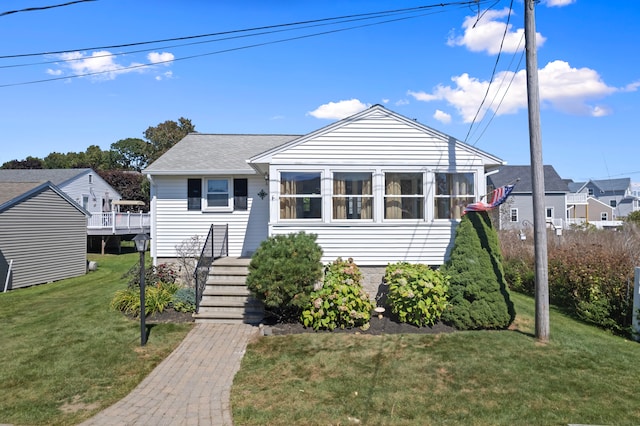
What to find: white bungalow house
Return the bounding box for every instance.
[144,105,504,283]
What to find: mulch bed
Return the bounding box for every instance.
[263,314,457,336]
[134,309,457,335]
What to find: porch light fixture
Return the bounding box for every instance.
[133,233,151,346]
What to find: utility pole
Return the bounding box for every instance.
[524,0,549,342]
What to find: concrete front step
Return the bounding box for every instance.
[195,256,263,325]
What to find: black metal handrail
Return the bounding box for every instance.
[194,224,229,312]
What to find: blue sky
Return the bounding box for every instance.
[1,0,638,182]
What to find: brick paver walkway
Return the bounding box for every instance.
[80,323,259,426]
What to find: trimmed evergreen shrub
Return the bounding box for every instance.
[301,258,372,331]
[441,211,515,330]
[246,232,323,321]
[385,262,449,327]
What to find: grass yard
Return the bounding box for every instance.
[0,252,193,426]
[232,292,640,425]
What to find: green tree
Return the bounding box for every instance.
[1,156,44,169]
[144,117,195,164]
[110,138,150,171]
[440,211,515,330]
[625,210,640,226]
[98,170,148,209]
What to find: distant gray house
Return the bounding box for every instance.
[0,168,121,214]
[568,178,639,219]
[487,165,569,230]
[0,181,89,290]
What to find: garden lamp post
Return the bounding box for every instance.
[133,233,151,346]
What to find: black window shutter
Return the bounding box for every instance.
[187,179,202,211]
[234,179,248,210]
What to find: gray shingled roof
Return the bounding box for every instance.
[591,178,630,193]
[143,134,301,174]
[0,168,90,186]
[488,165,569,193]
[0,182,42,205]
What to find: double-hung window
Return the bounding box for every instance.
[434,173,475,219]
[333,172,373,220]
[384,172,424,219]
[280,172,322,219]
[206,179,230,209]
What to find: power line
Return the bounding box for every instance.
[0,0,496,88]
[0,0,95,17]
[464,0,514,144]
[0,5,449,70]
[0,1,491,59]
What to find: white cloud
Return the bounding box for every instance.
[447,8,544,55]
[48,50,175,81]
[433,110,452,124]
[409,60,620,121]
[148,52,174,65]
[395,99,410,106]
[308,99,370,120]
[542,0,576,7]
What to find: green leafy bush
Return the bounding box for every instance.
[110,282,179,317]
[441,212,515,330]
[172,287,196,313]
[246,232,323,321]
[384,262,449,327]
[301,258,373,331]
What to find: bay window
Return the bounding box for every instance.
[434,173,475,219]
[332,172,373,220]
[280,172,322,219]
[384,172,424,219]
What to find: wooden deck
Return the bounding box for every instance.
[87,212,151,254]
[87,212,150,236]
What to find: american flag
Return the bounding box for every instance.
[463,184,515,214]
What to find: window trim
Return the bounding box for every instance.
[331,171,374,222]
[202,177,233,212]
[510,208,519,222]
[383,171,426,221]
[433,171,476,221]
[278,170,323,221]
[601,212,608,221]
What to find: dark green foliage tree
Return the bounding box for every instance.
[246,232,323,321]
[1,156,44,169]
[441,211,515,330]
[110,137,151,171]
[98,170,148,208]
[144,117,195,164]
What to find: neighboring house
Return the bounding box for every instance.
[568,178,639,220]
[0,181,89,290]
[487,165,569,230]
[0,168,121,213]
[143,105,504,287]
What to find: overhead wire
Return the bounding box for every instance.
[0,0,496,88]
[463,0,514,144]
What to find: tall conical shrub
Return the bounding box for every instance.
[441,211,515,330]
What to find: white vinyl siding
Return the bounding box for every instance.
[269,223,456,266]
[151,175,269,259]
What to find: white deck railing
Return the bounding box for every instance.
[566,193,588,204]
[87,211,151,233]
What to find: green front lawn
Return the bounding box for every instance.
[232,292,640,425]
[0,252,193,426]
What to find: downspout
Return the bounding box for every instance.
[3,259,13,292]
